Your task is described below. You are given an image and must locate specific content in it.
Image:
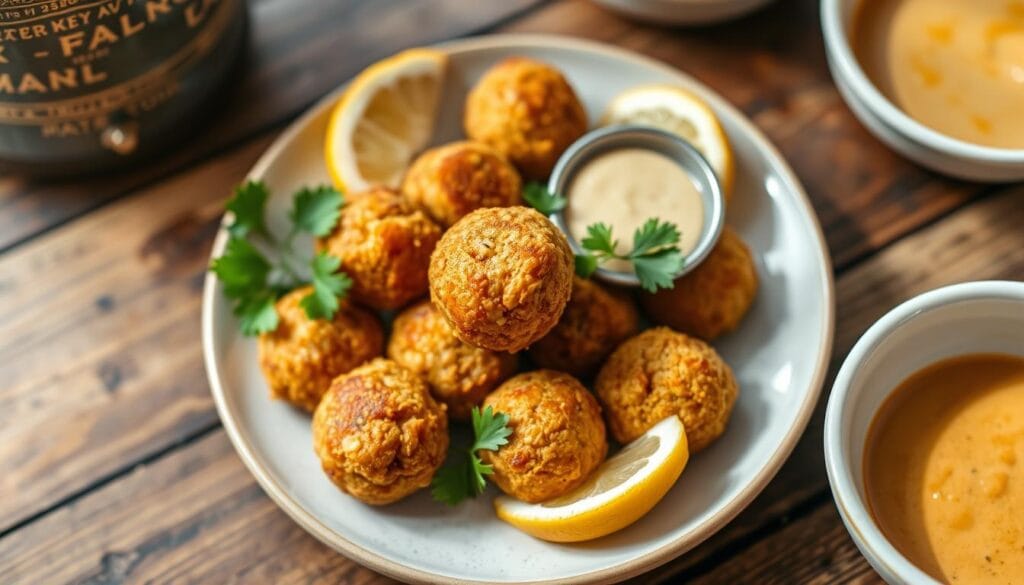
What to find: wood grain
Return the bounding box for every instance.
[0,136,273,533]
[2,180,1019,582]
[502,0,986,268]
[0,0,545,252]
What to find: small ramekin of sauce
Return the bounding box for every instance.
[547,125,726,287]
[822,0,1024,181]
[825,281,1024,585]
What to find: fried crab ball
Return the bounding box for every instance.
[595,327,738,453]
[387,300,518,420]
[317,187,442,310]
[528,277,640,378]
[640,227,758,341]
[482,370,607,503]
[401,141,523,228]
[464,57,588,180]
[258,286,384,412]
[312,359,449,505]
[428,206,574,352]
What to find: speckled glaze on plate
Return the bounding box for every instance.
[201,35,835,585]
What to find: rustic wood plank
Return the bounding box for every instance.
[0,431,397,585]
[0,135,274,533]
[689,503,884,585]
[0,0,545,252]
[2,184,1019,583]
[503,0,986,268]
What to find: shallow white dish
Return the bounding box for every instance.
[202,34,835,584]
[821,0,1024,182]
[824,281,1024,584]
[594,0,774,25]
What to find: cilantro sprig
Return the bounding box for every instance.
[522,182,566,216]
[576,218,685,293]
[210,180,348,336]
[432,406,512,506]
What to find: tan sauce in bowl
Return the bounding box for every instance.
[565,148,704,273]
[853,0,1024,149]
[864,354,1024,584]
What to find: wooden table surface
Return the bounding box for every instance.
[2,0,1022,583]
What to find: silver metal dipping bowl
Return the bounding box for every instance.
[547,124,726,287]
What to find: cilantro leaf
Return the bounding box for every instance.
[290,185,344,237]
[235,291,279,336]
[580,222,617,257]
[300,252,351,320]
[226,180,269,238]
[633,248,685,293]
[522,182,567,215]
[431,459,473,506]
[210,237,271,299]
[431,406,512,506]
[471,406,512,452]
[629,218,681,258]
[575,253,599,278]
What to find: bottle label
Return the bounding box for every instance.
[0,0,237,148]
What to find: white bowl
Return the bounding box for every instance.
[820,0,1024,182]
[824,281,1024,584]
[593,0,774,26]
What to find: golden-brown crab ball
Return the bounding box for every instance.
[640,227,758,341]
[258,287,384,412]
[401,141,523,228]
[596,327,738,453]
[428,206,574,353]
[482,370,607,503]
[464,57,588,180]
[317,187,442,310]
[312,358,449,505]
[528,278,640,378]
[387,300,518,420]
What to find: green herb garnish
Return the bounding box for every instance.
[522,181,567,216]
[210,180,347,336]
[575,218,685,293]
[432,406,512,506]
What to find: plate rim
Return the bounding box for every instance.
[201,33,836,585]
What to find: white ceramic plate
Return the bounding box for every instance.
[202,35,835,585]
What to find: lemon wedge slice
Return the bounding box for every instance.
[602,85,734,199]
[324,48,447,193]
[494,416,689,542]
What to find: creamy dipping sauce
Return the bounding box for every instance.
[864,354,1024,584]
[565,148,704,273]
[854,0,1024,149]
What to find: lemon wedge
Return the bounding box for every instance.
[494,416,689,542]
[602,85,734,199]
[324,48,447,193]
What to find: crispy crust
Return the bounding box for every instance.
[387,300,518,420]
[402,141,523,228]
[464,57,588,180]
[529,277,640,378]
[482,370,607,503]
[318,187,442,310]
[595,327,738,452]
[312,359,449,505]
[429,206,574,352]
[640,228,758,341]
[257,287,384,412]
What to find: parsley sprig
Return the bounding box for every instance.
[576,219,685,293]
[520,183,685,293]
[210,180,350,336]
[431,406,512,506]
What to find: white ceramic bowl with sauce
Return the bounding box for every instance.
[821,0,1024,182]
[593,0,775,26]
[824,281,1024,584]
